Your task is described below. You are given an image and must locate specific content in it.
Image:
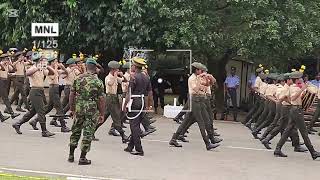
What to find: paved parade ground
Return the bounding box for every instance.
[1,105,320,180]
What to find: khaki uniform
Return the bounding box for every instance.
[94,73,126,138]
[244,76,263,124]
[253,84,278,133]
[10,61,28,109]
[62,67,81,113]
[263,83,300,146]
[276,84,317,154]
[0,62,15,114]
[171,74,213,147]
[14,66,51,133]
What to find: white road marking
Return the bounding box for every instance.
[0,167,127,180]
[225,146,273,152]
[142,139,272,152]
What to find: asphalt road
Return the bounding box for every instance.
[1,104,320,180]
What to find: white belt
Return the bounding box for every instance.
[131,94,144,98]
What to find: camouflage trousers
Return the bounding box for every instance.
[69,112,98,152]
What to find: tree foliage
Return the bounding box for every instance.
[0,0,320,66]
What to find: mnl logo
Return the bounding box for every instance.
[31,23,59,37]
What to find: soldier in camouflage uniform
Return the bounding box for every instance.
[68,58,105,165]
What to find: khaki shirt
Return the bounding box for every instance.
[28,66,49,87]
[254,76,263,91]
[0,63,13,79]
[265,84,277,97]
[275,84,284,100]
[105,73,123,94]
[65,67,81,85]
[121,72,130,93]
[289,84,303,105]
[279,84,290,105]
[259,82,268,95]
[188,74,207,95]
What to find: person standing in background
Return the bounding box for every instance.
[221,67,240,121]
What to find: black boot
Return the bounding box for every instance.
[294,145,308,152]
[213,131,220,136]
[79,151,91,165]
[206,143,220,150]
[68,145,76,162]
[120,132,129,143]
[210,136,223,144]
[274,147,287,157]
[261,137,272,150]
[252,130,259,139]
[0,112,10,122]
[4,108,10,114]
[141,128,156,138]
[311,151,320,160]
[108,128,120,136]
[213,113,217,120]
[50,120,61,127]
[60,119,71,133]
[177,135,189,142]
[40,123,55,137]
[29,121,39,130]
[169,133,182,147]
[12,123,22,134]
[16,106,26,112]
[11,112,20,119]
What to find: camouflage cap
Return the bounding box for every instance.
[66,58,76,65]
[85,58,97,66]
[283,73,291,79]
[108,60,120,69]
[14,51,24,57]
[289,71,303,79]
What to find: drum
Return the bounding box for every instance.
[302,84,317,111]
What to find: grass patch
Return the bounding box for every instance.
[0,173,62,180]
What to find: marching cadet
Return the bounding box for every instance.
[260,73,306,152]
[12,52,55,137]
[123,57,153,156]
[120,62,131,125]
[307,72,320,134]
[274,71,320,160]
[243,66,264,125]
[0,52,11,122]
[176,64,222,143]
[0,52,20,119]
[68,58,105,165]
[221,66,240,121]
[252,74,278,138]
[51,58,81,124]
[169,62,220,150]
[18,51,33,111]
[28,57,70,132]
[10,50,32,112]
[245,72,268,129]
[94,61,129,143]
[259,74,286,143]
